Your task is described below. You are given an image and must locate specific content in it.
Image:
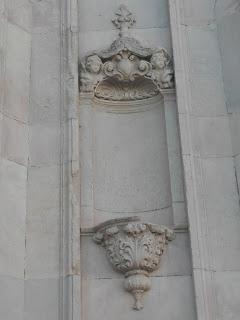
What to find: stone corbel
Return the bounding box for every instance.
[93,217,175,310]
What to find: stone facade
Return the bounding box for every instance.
[0,1,240,320]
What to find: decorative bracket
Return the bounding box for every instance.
[93,217,175,310]
[79,5,174,99]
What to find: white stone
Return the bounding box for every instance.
[189,75,227,116]
[191,116,232,157]
[187,25,222,78]
[7,1,31,33]
[0,0,239,319]
[0,276,24,320]
[3,22,31,123]
[29,123,60,166]
[24,279,59,320]
[25,206,60,279]
[82,276,196,320]
[217,11,240,113]
[78,0,170,32]
[91,206,174,227]
[1,116,28,166]
[215,271,240,320]
[30,31,60,117]
[93,101,172,213]
[27,165,60,211]
[202,157,240,271]
[78,28,172,59]
[0,159,27,278]
[229,113,240,156]
[81,231,191,279]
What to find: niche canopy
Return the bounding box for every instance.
[80,5,174,100]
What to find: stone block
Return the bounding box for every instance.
[191,116,232,157]
[7,1,31,33]
[81,231,191,279]
[0,276,24,320]
[91,206,174,228]
[1,116,28,166]
[78,27,172,58]
[215,271,240,320]
[3,22,31,122]
[234,154,240,194]
[32,0,60,31]
[217,12,240,113]
[215,0,240,19]
[24,278,59,320]
[27,165,60,211]
[190,75,227,116]
[168,154,185,202]
[177,114,192,155]
[172,201,188,226]
[92,104,172,213]
[181,0,215,24]
[78,0,170,32]
[195,157,240,271]
[29,31,60,123]
[164,102,181,155]
[82,276,196,320]
[25,207,60,279]
[0,159,27,278]
[187,25,222,79]
[229,113,240,156]
[29,123,60,166]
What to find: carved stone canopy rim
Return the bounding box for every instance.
[79,5,175,98]
[93,217,175,310]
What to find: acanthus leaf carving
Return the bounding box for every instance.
[93,218,175,310]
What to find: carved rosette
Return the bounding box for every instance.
[93,218,175,310]
[79,5,174,99]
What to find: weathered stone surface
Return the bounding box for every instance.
[24,279,59,320]
[215,271,240,320]
[0,0,240,319]
[1,117,28,166]
[0,159,27,279]
[82,276,196,320]
[0,276,24,320]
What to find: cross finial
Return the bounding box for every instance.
[112,5,136,38]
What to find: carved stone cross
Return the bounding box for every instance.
[112,4,136,37]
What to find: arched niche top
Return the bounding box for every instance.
[93,93,164,114]
[95,78,160,101]
[79,5,175,100]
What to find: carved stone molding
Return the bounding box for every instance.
[79,5,174,99]
[93,217,175,310]
[95,78,159,101]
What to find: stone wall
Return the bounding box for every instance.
[0,1,31,319]
[215,1,240,319]
[0,1,63,319]
[0,1,240,320]
[169,0,240,319]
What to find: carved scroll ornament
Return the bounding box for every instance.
[93,218,175,310]
[80,5,174,99]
